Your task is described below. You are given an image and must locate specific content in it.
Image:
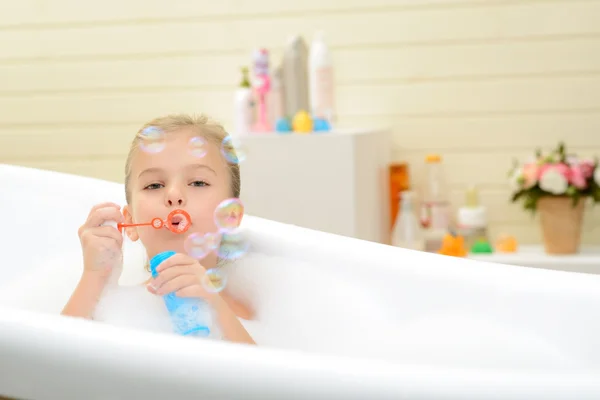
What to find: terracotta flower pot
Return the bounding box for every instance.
[537,196,585,255]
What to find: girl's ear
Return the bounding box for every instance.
[234,208,244,229]
[122,205,139,242]
[231,202,245,229]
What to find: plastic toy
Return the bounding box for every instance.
[103,209,192,235]
[495,234,518,253]
[438,231,468,257]
[292,110,313,133]
[275,117,292,133]
[470,239,494,254]
[313,117,331,132]
[252,49,272,132]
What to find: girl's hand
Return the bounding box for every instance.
[147,253,219,303]
[78,202,124,280]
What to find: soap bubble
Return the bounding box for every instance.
[204,232,221,251]
[216,228,249,260]
[184,232,221,260]
[214,198,244,233]
[139,126,166,153]
[221,136,247,164]
[188,136,208,158]
[202,268,227,293]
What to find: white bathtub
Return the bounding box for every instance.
[2,163,600,399]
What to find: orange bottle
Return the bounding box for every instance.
[388,163,410,236]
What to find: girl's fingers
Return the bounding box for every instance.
[155,253,201,273]
[86,206,125,228]
[152,274,199,296]
[79,227,124,248]
[89,226,124,244]
[89,203,121,215]
[151,265,196,289]
[174,285,206,299]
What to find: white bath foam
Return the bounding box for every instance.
[117,237,153,285]
[0,251,83,315]
[0,237,148,320]
[220,253,584,370]
[221,252,392,357]
[380,313,581,371]
[93,283,174,334]
[93,282,225,339]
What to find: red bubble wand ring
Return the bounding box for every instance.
[105,209,192,234]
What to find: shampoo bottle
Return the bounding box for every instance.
[391,191,425,251]
[456,185,489,251]
[282,35,310,118]
[233,66,255,136]
[309,31,335,128]
[251,48,272,132]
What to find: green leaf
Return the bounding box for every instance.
[535,148,542,158]
[593,187,600,202]
[511,190,526,203]
[524,195,537,211]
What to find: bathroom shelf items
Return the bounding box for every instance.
[468,245,600,275]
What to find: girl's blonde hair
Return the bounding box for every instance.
[124,113,241,203]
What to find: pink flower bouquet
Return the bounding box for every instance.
[508,142,600,212]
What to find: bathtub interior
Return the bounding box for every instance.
[3,163,600,373]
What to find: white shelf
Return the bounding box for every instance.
[236,128,392,243]
[468,245,600,275]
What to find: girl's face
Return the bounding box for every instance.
[123,128,240,268]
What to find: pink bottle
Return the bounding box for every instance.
[252,49,272,132]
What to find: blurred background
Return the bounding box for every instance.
[0,0,598,254]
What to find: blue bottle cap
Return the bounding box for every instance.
[149,251,176,277]
[313,118,331,132]
[275,117,292,133]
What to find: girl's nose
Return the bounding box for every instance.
[165,186,186,207]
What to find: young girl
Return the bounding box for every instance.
[61,114,255,345]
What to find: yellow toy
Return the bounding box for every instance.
[292,110,313,133]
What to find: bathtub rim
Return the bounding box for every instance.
[2,306,600,400]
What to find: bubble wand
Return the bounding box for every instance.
[104,209,192,235]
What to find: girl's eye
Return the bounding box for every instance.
[144,183,163,190]
[190,180,209,187]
